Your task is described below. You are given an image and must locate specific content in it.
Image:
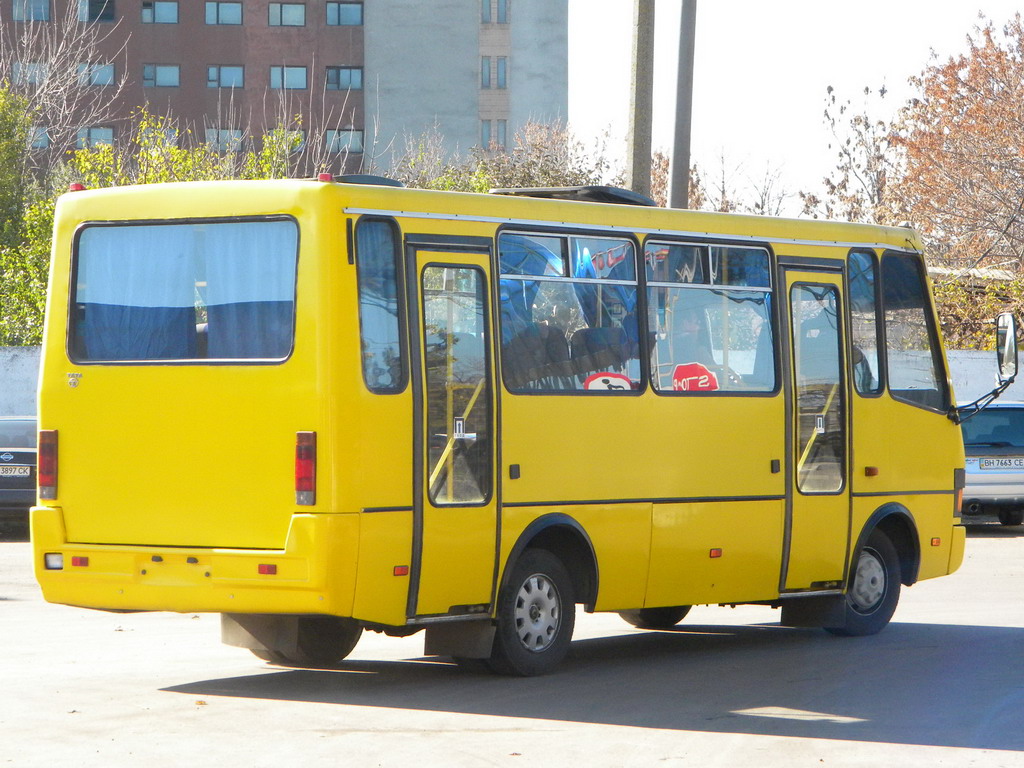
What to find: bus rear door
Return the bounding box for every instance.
[407,246,499,618]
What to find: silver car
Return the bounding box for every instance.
[0,416,36,520]
[961,402,1024,526]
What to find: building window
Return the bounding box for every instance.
[76,126,114,149]
[78,0,114,21]
[205,128,243,152]
[13,0,50,21]
[496,57,507,89]
[268,2,304,26]
[142,64,179,88]
[270,65,307,90]
[207,65,244,89]
[481,120,491,148]
[139,126,177,146]
[325,66,362,91]
[205,1,240,24]
[481,0,490,23]
[12,61,47,86]
[497,0,507,23]
[326,2,361,25]
[30,126,49,149]
[78,63,114,86]
[141,1,177,23]
[496,119,507,149]
[481,56,491,89]
[325,129,363,153]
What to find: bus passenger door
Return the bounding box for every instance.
[408,249,499,618]
[781,269,851,591]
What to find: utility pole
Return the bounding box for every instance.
[625,0,655,198]
[669,0,697,209]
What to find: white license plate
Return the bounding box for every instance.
[0,465,30,477]
[979,457,1024,470]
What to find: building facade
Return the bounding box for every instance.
[1,0,567,171]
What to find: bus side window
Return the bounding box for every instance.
[497,232,641,392]
[881,252,948,411]
[646,242,775,393]
[355,218,405,393]
[848,250,882,394]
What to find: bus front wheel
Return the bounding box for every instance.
[618,605,691,629]
[252,616,362,667]
[827,529,900,637]
[487,548,575,676]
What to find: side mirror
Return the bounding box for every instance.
[996,312,1018,384]
[952,312,1018,424]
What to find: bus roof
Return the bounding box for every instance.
[57,177,923,254]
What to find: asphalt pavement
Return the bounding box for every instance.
[2,522,1023,767]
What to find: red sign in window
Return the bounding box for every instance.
[672,363,719,392]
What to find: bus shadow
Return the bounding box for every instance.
[164,621,1024,752]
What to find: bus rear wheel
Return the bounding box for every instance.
[252,616,362,667]
[487,548,575,676]
[618,605,691,629]
[826,529,900,637]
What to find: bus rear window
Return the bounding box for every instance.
[70,218,298,363]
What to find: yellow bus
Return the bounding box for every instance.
[31,177,1014,676]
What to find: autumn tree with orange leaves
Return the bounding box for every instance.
[893,15,1024,273]
[887,15,1024,348]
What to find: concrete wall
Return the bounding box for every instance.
[509,0,568,127]
[365,0,568,167]
[365,0,481,164]
[950,350,1024,404]
[2,346,1019,417]
[0,347,40,417]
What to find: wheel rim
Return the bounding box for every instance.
[849,547,886,614]
[513,572,561,653]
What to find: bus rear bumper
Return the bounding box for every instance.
[30,505,359,617]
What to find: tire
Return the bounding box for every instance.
[997,509,1024,526]
[486,549,575,676]
[827,529,901,637]
[251,616,362,667]
[618,605,691,629]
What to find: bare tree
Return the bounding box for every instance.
[745,163,789,217]
[0,1,128,173]
[801,85,902,224]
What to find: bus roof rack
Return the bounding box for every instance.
[327,174,405,187]
[489,185,657,207]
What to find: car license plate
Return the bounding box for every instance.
[979,457,1024,470]
[0,465,30,477]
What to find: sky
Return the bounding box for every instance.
[567,1,1023,211]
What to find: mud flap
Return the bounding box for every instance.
[424,620,496,659]
[780,594,847,629]
[221,613,300,655]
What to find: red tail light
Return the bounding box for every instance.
[38,430,58,500]
[295,431,316,505]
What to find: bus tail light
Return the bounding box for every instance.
[295,431,316,505]
[38,430,58,499]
